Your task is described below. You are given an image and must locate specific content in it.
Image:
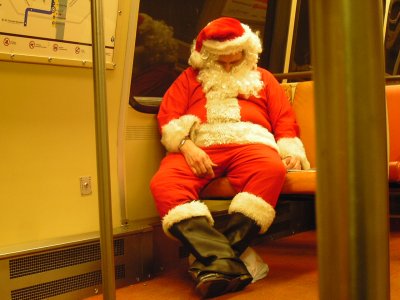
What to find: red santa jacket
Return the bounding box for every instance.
[157,67,310,169]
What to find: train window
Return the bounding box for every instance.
[259,0,292,73]
[129,0,206,110]
[289,0,310,74]
[276,0,390,81]
[288,0,392,79]
[385,0,400,75]
[129,0,271,110]
[129,0,397,111]
[258,0,312,80]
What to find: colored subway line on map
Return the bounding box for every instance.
[24,0,55,26]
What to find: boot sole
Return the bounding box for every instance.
[195,273,253,298]
[227,274,253,292]
[195,276,232,298]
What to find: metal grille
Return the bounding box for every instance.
[10,239,124,279]
[10,265,125,300]
[125,125,159,140]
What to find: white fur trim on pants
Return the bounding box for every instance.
[162,201,214,239]
[229,192,275,234]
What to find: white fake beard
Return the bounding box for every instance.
[197,60,264,123]
[197,60,263,98]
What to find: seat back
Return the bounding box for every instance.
[386,84,400,163]
[291,81,316,168]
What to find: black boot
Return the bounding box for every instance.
[169,216,252,298]
[222,212,261,256]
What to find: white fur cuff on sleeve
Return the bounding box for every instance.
[161,115,200,152]
[277,137,310,170]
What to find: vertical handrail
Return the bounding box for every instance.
[309,1,390,299]
[90,0,116,299]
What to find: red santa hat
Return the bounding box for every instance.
[189,17,262,69]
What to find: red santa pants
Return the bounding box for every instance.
[150,143,286,217]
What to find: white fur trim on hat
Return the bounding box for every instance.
[229,192,275,234]
[162,201,214,239]
[161,114,200,152]
[189,24,262,70]
[277,137,311,170]
[202,24,260,55]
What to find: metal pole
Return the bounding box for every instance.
[90,0,116,299]
[309,1,390,299]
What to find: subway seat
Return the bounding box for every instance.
[387,84,400,183]
[200,81,317,200]
[200,171,316,200]
[200,81,400,201]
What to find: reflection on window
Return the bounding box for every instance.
[385,0,400,75]
[129,0,397,108]
[289,0,311,73]
[259,0,291,73]
[130,13,180,98]
[129,0,206,106]
[130,0,270,107]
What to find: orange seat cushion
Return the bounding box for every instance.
[387,85,400,163]
[199,83,400,200]
[200,170,316,200]
[281,170,317,194]
[386,85,400,183]
[291,81,316,168]
[389,161,400,183]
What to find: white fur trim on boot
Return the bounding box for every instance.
[161,115,200,152]
[162,201,214,239]
[229,192,275,234]
[277,137,311,170]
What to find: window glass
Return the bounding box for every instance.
[259,0,291,73]
[289,0,311,74]
[129,0,394,108]
[129,0,270,105]
[289,0,390,78]
[130,0,205,100]
[385,0,400,75]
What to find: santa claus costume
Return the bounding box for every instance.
[150,17,310,298]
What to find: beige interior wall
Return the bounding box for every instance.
[124,107,165,222]
[0,0,138,247]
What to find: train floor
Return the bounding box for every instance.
[86,229,400,300]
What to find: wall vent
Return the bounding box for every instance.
[9,240,124,279]
[125,125,159,140]
[11,266,125,300]
[0,224,153,300]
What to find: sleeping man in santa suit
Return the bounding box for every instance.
[150,17,310,298]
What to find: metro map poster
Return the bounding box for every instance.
[0,0,118,67]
